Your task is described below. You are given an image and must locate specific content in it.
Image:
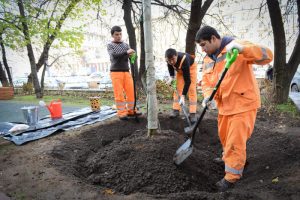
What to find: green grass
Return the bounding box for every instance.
[12,95,114,107]
[276,99,300,117]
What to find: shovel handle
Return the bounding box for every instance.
[191,49,238,144]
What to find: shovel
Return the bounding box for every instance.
[173,87,192,132]
[129,52,139,122]
[173,49,239,165]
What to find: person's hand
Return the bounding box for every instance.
[179,95,185,106]
[226,41,244,53]
[202,98,217,110]
[127,49,135,55]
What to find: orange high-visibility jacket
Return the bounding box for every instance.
[201,40,273,115]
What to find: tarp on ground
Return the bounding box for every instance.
[0,106,116,145]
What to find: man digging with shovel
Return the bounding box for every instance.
[195,26,273,192]
[165,48,198,123]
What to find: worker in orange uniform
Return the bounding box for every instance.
[195,26,273,192]
[107,26,141,120]
[165,48,198,123]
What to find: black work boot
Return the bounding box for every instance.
[169,109,179,119]
[216,178,235,192]
[189,113,197,123]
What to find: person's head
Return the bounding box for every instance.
[195,26,221,55]
[111,26,122,42]
[165,48,178,65]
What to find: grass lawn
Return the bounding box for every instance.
[12,95,115,107]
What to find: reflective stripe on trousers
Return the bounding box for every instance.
[110,72,134,117]
[218,109,257,182]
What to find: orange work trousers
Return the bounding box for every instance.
[110,72,135,117]
[218,109,257,182]
[173,63,197,113]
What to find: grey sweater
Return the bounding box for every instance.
[107,41,130,72]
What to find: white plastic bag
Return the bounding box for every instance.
[8,124,30,133]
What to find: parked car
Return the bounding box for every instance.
[98,77,112,91]
[64,82,89,89]
[13,77,28,87]
[291,71,300,92]
[44,77,59,89]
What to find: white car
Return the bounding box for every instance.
[13,77,28,87]
[98,77,112,91]
[291,71,300,92]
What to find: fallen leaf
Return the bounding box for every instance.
[272,177,279,183]
[103,189,115,195]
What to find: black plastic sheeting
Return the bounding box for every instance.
[0,106,116,145]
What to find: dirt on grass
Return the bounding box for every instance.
[0,109,299,200]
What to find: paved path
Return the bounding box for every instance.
[289,92,300,111]
[0,100,82,123]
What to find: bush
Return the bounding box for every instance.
[22,82,33,94]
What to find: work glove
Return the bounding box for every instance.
[179,95,185,106]
[226,41,244,53]
[201,97,217,110]
[129,53,137,64]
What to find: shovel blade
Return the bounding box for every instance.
[173,139,193,165]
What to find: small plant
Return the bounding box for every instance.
[276,99,300,117]
[22,82,33,95]
[156,80,173,100]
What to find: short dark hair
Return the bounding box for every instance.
[111,26,122,35]
[165,48,177,58]
[195,26,221,42]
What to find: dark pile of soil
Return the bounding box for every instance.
[51,116,223,194]
[50,110,300,199]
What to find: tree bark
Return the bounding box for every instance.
[0,61,9,87]
[122,0,140,87]
[139,15,146,90]
[17,0,42,98]
[143,0,158,136]
[185,0,213,55]
[0,33,13,86]
[267,0,300,103]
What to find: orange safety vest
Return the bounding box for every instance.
[201,40,273,115]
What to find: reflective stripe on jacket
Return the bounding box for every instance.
[201,40,273,115]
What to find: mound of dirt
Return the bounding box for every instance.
[51,116,222,195]
[49,111,300,199]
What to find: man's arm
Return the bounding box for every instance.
[107,42,129,59]
[181,57,191,96]
[227,40,273,65]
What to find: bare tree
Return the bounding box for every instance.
[185,0,213,55]
[267,0,300,103]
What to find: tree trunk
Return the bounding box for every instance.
[0,61,9,87]
[143,0,158,136]
[267,0,289,103]
[185,0,213,55]
[28,0,81,79]
[0,34,13,86]
[17,0,42,98]
[40,62,47,97]
[139,16,146,90]
[122,0,140,87]
[286,0,300,77]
